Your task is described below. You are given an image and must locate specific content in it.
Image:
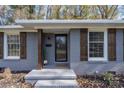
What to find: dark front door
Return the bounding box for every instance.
[55,34,67,62]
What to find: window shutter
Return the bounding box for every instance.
[0,32,4,59]
[80,28,88,61]
[20,32,27,59]
[108,29,116,61]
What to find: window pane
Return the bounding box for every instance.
[55,35,67,62]
[89,43,103,57]
[89,32,104,58]
[89,32,104,42]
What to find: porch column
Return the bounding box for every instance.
[37,29,43,69]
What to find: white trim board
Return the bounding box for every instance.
[0,30,37,32]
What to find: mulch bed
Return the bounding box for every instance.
[0,73,32,88]
[76,75,124,88]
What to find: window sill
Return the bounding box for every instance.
[88,58,107,62]
[87,61,108,64]
[4,56,20,60]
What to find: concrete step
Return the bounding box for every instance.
[25,69,77,80]
[35,80,79,88]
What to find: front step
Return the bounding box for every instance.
[35,80,79,88]
[25,69,77,87]
[25,69,77,80]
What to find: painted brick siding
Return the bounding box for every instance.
[70,29,80,63]
[70,29,124,75]
[116,29,123,61]
[0,32,38,71]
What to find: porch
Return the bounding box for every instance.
[37,29,70,69]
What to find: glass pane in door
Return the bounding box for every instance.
[55,35,67,62]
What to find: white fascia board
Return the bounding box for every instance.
[0,25,24,29]
[16,19,124,24]
[0,29,37,32]
[0,25,37,32]
[34,24,124,29]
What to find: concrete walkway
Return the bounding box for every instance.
[25,69,78,88]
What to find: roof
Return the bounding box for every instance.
[1,19,124,29]
[15,19,124,24]
[15,19,124,29]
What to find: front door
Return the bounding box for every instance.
[44,34,68,67]
[55,34,67,62]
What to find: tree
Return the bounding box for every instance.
[77,5,91,19]
[48,5,61,19]
[59,6,67,19]
[27,5,35,19]
[96,5,118,19]
[10,5,35,19]
[0,5,120,25]
[9,5,120,20]
[0,6,13,25]
[118,5,124,19]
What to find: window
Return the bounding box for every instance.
[89,32,104,57]
[88,31,107,61]
[4,33,20,59]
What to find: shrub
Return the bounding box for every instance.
[3,68,12,79]
[0,76,3,80]
[103,72,114,86]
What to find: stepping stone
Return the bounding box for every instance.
[35,80,79,88]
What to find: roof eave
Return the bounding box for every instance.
[0,25,24,29]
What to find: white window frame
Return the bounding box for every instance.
[4,32,20,59]
[88,29,108,61]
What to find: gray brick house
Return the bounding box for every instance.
[0,19,124,75]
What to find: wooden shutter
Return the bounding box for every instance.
[0,32,4,59]
[108,28,116,61]
[80,28,88,61]
[20,32,27,59]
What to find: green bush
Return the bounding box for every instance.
[103,72,114,86]
[0,76,3,80]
